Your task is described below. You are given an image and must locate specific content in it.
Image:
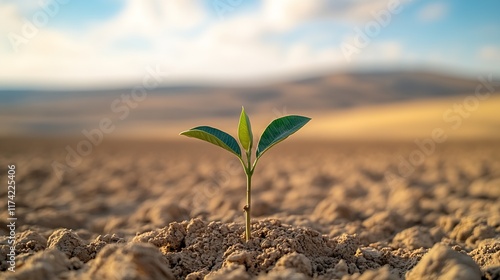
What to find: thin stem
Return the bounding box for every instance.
[246,150,251,173]
[244,172,252,241]
[250,157,259,173]
[238,154,247,170]
[244,150,253,242]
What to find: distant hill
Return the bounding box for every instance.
[0,70,497,139]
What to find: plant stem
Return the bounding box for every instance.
[244,172,252,241]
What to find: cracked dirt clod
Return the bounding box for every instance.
[80,243,175,280]
[273,252,313,276]
[2,141,499,279]
[392,226,434,250]
[47,229,91,262]
[5,249,72,280]
[141,219,353,278]
[15,230,47,253]
[406,243,482,280]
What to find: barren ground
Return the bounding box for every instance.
[0,138,499,279]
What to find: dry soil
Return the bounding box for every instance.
[0,139,499,279]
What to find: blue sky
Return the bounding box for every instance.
[1,0,499,88]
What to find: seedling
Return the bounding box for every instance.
[180,107,310,241]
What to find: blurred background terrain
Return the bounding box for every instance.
[1,71,499,140]
[1,0,499,141]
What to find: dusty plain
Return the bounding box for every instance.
[0,138,499,279]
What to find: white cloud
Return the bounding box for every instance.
[418,3,448,22]
[372,41,402,59]
[479,46,500,61]
[262,0,324,30]
[0,3,23,36]
[261,0,412,30]
[86,0,208,50]
[214,0,398,41]
[0,0,421,88]
[0,0,211,87]
[4,0,41,13]
[108,0,206,32]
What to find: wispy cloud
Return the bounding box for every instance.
[418,3,448,22]
[261,0,398,29]
[479,46,500,61]
[0,0,499,88]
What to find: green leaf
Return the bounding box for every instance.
[238,107,253,151]
[256,115,310,159]
[180,126,241,158]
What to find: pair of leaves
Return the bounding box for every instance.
[180,107,310,161]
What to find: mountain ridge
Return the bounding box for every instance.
[0,70,497,139]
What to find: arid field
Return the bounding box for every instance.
[2,0,500,277]
[0,138,499,279]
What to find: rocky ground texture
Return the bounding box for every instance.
[0,139,499,279]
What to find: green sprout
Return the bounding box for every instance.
[180,107,310,241]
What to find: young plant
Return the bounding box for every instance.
[180,107,310,241]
